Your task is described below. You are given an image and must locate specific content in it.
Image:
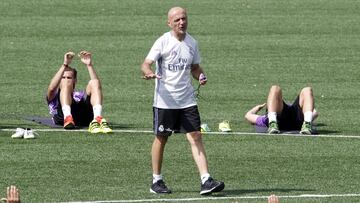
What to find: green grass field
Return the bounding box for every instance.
[1,0,360,202]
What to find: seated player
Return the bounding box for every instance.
[46,51,112,133]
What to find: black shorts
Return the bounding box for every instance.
[153,106,201,136]
[277,96,304,131]
[53,92,94,126]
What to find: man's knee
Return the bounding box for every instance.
[300,87,313,97]
[186,131,202,144]
[270,85,281,94]
[60,80,74,91]
[155,135,168,145]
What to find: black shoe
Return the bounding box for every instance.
[200,177,225,195]
[150,180,172,194]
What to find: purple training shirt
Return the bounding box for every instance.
[255,115,269,127]
[47,90,86,116]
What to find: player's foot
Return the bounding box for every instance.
[64,115,75,129]
[268,121,280,134]
[300,121,312,135]
[11,128,25,138]
[200,177,225,195]
[150,180,171,194]
[100,118,112,133]
[218,120,231,132]
[88,119,101,134]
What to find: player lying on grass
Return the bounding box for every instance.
[46,51,112,133]
[245,85,318,134]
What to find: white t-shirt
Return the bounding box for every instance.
[146,32,201,109]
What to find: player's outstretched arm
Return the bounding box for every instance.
[47,52,75,101]
[78,51,99,80]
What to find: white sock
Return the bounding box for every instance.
[304,111,313,123]
[152,174,163,184]
[62,105,71,118]
[93,104,102,119]
[201,173,210,184]
[268,112,277,123]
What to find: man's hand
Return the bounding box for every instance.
[268,194,279,203]
[78,51,92,66]
[142,73,161,80]
[6,185,20,203]
[199,73,207,85]
[258,103,266,109]
[63,52,75,66]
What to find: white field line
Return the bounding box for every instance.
[1,128,360,139]
[58,193,360,203]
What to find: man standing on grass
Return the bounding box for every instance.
[46,51,112,133]
[141,7,224,195]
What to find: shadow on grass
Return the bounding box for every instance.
[314,123,327,127]
[0,123,43,129]
[316,129,342,134]
[109,122,135,129]
[314,123,342,134]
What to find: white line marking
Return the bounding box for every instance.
[58,193,360,203]
[1,128,359,139]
